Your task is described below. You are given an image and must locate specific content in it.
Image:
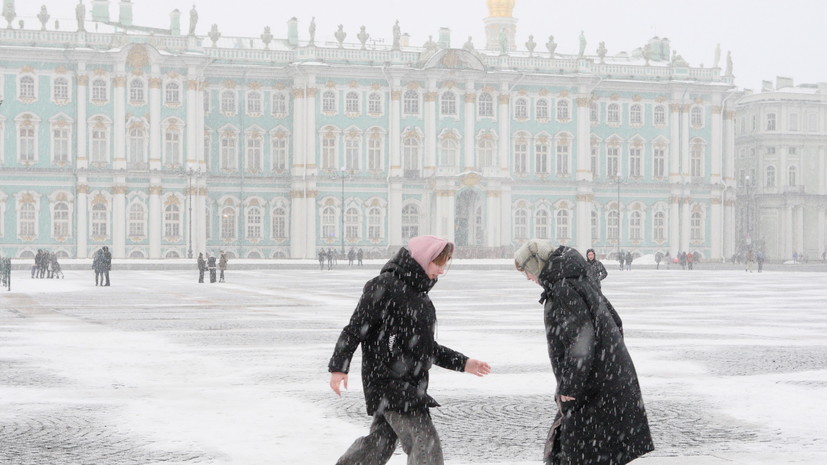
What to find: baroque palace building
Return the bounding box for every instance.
[0,0,739,260]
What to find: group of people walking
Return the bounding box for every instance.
[197,251,228,283]
[318,248,364,270]
[328,235,653,465]
[32,249,63,279]
[91,246,112,286]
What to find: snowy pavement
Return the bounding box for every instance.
[1,266,826,464]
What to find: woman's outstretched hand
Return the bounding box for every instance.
[464,359,492,377]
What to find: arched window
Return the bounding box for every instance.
[556,100,570,121]
[402,136,420,174]
[690,143,704,177]
[535,210,549,239]
[367,130,383,171]
[607,103,620,123]
[630,211,642,240]
[403,90,419,115]
[345,135,360,171]
[128,127,146,166]
[91,127,108,163]
[629,145,642,177]
[606,145,619,177]
[345,91,360,113]
[514,97,528,119]
[514,209,528,240]
[368,92,382,114]
[246,206,262,239]
[766,166,776,188]
[129,79,145,104]
[92,79,108,101]
[691,106,703,127]
[477,139,494,169]
[653,146,666,178]
[221,207,236,240]
[513,137,528,174]
[272,93,287,115]
[165,82,180,105]
[691,212,703,241]
[478,92,493,117]
[535,140,550,174]
[345,207,360,240]
[441,91,457,116]
[556,210,569,239]
[92,203,108,237]
[164,203,180,237]
[53,202,70,237]
[272,207,287,239]
[607,210,619,240]
[19,202,36,237]
[53,77,69,100]
[440,138,457,166]
[322,90,336,113]
[630,104,642,125]
[246,90,262,114]
[164,126,181,166]
[321,131,337,170]
[221,90,236,113]
[590,102,599,123]
[653,211,665,241]
[247,133,262,173]
[401,204,419,239]
[654,105,666,125]
[556,140,569,176]
[221,132,237,171]
[272,133,288,172]
[129,203,146,237]
[18,124,36,163]
[321,206,336,240]
[536,99,549,120]
[19,76,35,99]
[368,207,383,240]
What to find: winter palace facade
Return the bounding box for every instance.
[0,0,742,260]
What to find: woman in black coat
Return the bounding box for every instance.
[585,248,608,291]
[329,235,491,465]
[514,241,654,465]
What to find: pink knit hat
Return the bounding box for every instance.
[408,235,451,273]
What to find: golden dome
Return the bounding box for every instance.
[487,0,515,17]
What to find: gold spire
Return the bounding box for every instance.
[487,0,515,17]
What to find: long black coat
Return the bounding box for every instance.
[328,247,468,415]
[539,246,653,465]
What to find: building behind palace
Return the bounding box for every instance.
[3,0,808,261]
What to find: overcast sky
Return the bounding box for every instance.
[18,0,827,91]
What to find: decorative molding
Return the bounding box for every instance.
[149,185,163,195]
[498,95,510,105]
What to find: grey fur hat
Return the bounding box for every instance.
[513,239,555,277]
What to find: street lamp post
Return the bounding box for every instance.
[180,167,202,259]
[331,167,350,255]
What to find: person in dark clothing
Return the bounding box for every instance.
[655,252,663,270]
[218,251,228,282]
[318,249,326,270]
[197,253,206,283]
[756,251,765,273]
[514,241,654,465]
[348,248,355,266]
[618,250,625,271]
[357,248,364,266]
[101,246,112,286]
[92,249,106,286]
[625,250,633,271]
[207,253,217,283]
[585,248,608,291]
[329,235,491,465]
[327,248,334,270]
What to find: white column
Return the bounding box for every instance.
[388,181,403,247]
[575,96,593,251]
[819,209,826,259]
[669,103,681,183]
[464,84,476,170]
[681,104,690,179]
[76,183,89,258]
[149,73,162,170]
[486,187,501,247]
[783,205,793,260]
[669,188,681,256]
[681,196,691,253]
[711,196,722,260]
[575,97,592,182]
[149,182,162,258]
[186,72,198,167]
[711,104,723,184]
[423,87,437,177]
[497,91,510,174]
[500,184,513,247]
[112,183,127,258]
[76,73,88,170]
[290,85,306,258]
[796,205,804,256]
[576,190,593,252]
[303,86,318,259]
[113,72,126,170]
[389,85,402,178]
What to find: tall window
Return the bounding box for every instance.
[345,137,360,170]
[129,203,145,237]
[53,77,69,101]
[92,203,108,237]
[556,210,569,239]
[164,126,181,166]
[440,139,457,166]
[91,128,108,163]
[128,127,146,166]
[164,204,180,237]
[536,99,549,120]
[590,144,598,175]
[52,127,70,164]
[272,93,287,115]
[535,210,549,239]
[691,106,703,127]
[401,204,419,239]
[590,102,599,124]
[766,113,776,131]
[19,76,35,99]
[247,135,262,172]
[514,139,527,174]
[478,92,493,117]
[129,79,145,104]
[368,92,382,114]
[221,90,236,113]
[272,207,287,239]
[535,140,549,175]
[19,202,36,237]
[321,206,336,240]
[766,166,775,188]
[556,141,569,176]
[630,211,642,240]
[221,207,236,240]
[246,207,262,239]
[654,211,665,241]
[788,166,797,186]
[690,212,702,241]
[607,146,619,177]
[403,90,419,115]
[367,132,383,170]
[322,133,337,170]
[345,207,359,240]
[322,90,336,113]
[629,146,642,177]
[478,139,494,169]
[514,98,528,119]
[441,92,457,116]
[165,82,180,105]
[345,91,360,113]
[607,103,620,123]
[272,136,288,172]
[246,91,262,114]
[53,202,70,237]
[203,90,211,113]
[653,147,666,178]
[690,144,703,177]
[591,211,599,240]
[402,137,420,173]
[556,100,570,121]
[630,104,642,125]
[19,126,35,162]
[368,207,382,240]
[654,105,666,125]
[92,79,107,102]
[514,209,528,240]
[607,210,619,240]
[221,133,237,171]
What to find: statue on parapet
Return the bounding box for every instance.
[188,5,198,36]
[725,51,733,76]
[578,30,586,57]
[76,0,86,32]
[392,20,400,50]
[308,17,316,46]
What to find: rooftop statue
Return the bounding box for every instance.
[578,30,586,57]
[463,36,474,52]
[76,0,86,32]
[392,20,400,50]
[546,35,557,56]
[188,5,198,36]
[308,17,316,46]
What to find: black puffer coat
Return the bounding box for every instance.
[329,247,468,415]
[539,246,653,465]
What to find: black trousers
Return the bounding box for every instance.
[209,269,216,283]
[336,409,443,465]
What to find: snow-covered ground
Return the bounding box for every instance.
[1,266,826,464]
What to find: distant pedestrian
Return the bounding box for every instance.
[327,249,334,270]
[92,248,106,286]
[665,251,671,269]
[618,251,625,271]
[318,249,326,270]
[357,248,364,266]
[218,251,228,282]
[756,251,765,273]
[347,248,355,266]
[655,252,663,270]
[792,251,798,264]
[585,248,608,291]
[679,252,687,270]
[625,251,633,271]
[197,253,206,283]
[101,246,112,286]
[822,251,826,263]
[687,251,694,270]
[207,254,217,283]
[745,249,755,273]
